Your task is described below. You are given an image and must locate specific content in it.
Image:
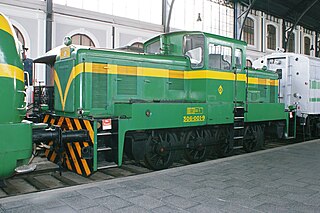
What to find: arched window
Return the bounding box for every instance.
[13,26,25,46]
[246,59,252,68]
[304,37,311,55]
[267,25,276,50]
[243,17,254,45]
[71,34,95,47]
[287,33,295,53]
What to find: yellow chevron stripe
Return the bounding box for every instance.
[65,117,74,130]
[83,120,94,143]
[45,141,53,157]
[74,142,91,176]
[0,14,13,37]
[65,117,91,176]
[50,118,55,125]
[43,115,50,123]
[67,143,82,175]
[57,117,64,126]
[54,69,64,109]
[50,152,57,162]
[74,118,82,130]
[0,64,24,82]
[65,155,72,170]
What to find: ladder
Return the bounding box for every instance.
[97,131,118,170]
[233,105,245,149]
[233,66,245,149]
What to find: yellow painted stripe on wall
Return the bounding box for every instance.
[0,64,24,82]
[0,14,13,36]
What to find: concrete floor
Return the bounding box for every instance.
[1,140,320,213]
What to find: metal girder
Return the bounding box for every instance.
[238,0,257,40]
[163,0,176,33]
[284,0,319,51]
[45,0,53,85]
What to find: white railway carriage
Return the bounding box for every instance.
[253,52,320,136]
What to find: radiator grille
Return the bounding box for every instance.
[92,63,108,108]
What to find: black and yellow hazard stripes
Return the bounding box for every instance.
[43,114,94,176]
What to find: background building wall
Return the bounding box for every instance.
[0,0,318,83]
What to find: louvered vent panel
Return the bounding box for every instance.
[169,70,184,90]
[92,63,108,108]
[117,66,137,95]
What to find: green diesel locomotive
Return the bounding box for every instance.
[0,13,33,179]
[40,31,295,176]
[0,13,88,181]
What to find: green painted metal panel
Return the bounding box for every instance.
[0,79,25,123]
[0,122,32,178]
[114,103,207,130]
[246,103,286,122]
[207,103,234,124]
[0,30,23,68]
[0,30,25,124]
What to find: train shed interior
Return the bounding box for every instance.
[1,0,320,212]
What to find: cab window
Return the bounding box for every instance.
[146,40,161,54]
[235,48,243,69]
[183,34,204,69]
[208,43,232,70]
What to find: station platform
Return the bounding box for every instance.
[1,140,320,213]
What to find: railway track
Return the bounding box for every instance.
[0,139,305,198]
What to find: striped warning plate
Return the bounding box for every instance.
[43,114,94,176]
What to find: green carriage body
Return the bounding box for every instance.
[46,31,292,176]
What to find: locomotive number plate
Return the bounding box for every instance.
[183,107,205,122]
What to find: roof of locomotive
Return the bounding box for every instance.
[144,31,247,47]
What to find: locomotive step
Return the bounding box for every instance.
[97,147,112,152]
[234,126,244,130]
[234,117,244,119]
[233,146,243,149]
[233,136,244,140]
[97,162,118,170]
[97,132,112,136]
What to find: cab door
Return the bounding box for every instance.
[234,48,245,105]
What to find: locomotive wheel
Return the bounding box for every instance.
[216,127,234,157]
[184,129,210,163]
[243,125,264,152]
[144,131,176,170]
